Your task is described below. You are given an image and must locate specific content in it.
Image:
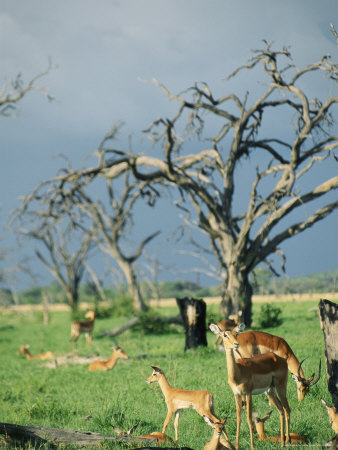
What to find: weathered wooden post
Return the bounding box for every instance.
[176,297,207,351]
[319,299,338,409]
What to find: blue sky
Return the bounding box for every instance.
[1,0,337,288]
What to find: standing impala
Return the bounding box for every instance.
[146,366,220,442]
[70,310,95,347]
[88,346,128,371]
[210,323,290,449]
[227,328,321,401]
[254,410,308,445]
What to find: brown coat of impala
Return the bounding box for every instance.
[254,411,308,445]
[70,310,95,347]
[146,366,220,442]
[88,346,128,371]
[230,329,321,401]
[210,323,290,449]
[18,345,55,360]
[321,399,338,435]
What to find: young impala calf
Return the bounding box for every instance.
[146,366,220,442]
[70,310,95,347]
[88,346,128,371]
[210,323,290,449]
[214,311,243,349]
[203,417,235,450]
[113,426,175,445]
[254,411,308,445]
[18,344,55,360]
[321,399,338,434]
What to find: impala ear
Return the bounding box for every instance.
[238,310,243,317]
[203,416,214,427]
[234,323,245,335]
[209,323,222,335]
[292,373,300,382]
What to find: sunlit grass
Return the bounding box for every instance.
[0,300,334,448]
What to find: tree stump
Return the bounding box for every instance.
[319,299,338,410]
[176,297,207,351]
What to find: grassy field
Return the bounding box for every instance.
[0,300,335,449]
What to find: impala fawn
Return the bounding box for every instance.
[18,344,55,360]
[113,426,175,445]
[146,366,220,442]
[70,310,95,347]
[254,411,308,445]
[88,346,128,371]
[321,399,338,434]
[203,417,235,450]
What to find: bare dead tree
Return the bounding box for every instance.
[11,44,338,325]
[85,43,337,325]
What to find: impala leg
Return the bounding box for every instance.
[235,394,242,450]
[267,389,285,447]
[173,410,180,442]
[162,408,173,437]
[246,394,254,449]
[277,387,290,444]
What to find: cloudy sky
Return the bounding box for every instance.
[1,0,337,288]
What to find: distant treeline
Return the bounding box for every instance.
[0,268,337,307]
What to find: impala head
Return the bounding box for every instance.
[228,310,243,323]
[18,344,30,355]
[253,411,272,434]
[204,416,227,434]
[321,399,338,434]
[146,366,163,384]
[85,310,95,320]
[291,358,321,400]
[209,322,245,349]
[113,346,128,359]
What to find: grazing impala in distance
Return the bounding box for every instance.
[146,366,220,442]
[254,410,308,445]
[226,327,321,401]
[18,344,55,360]
[88,346,128,371]
[113,426,175,445]
[70,310,95,347]
[210,323,290,449]
[321,399,338,434]
[214,311,243,349]
[203,417,235,450]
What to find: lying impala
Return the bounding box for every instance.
[225,327,321,401]
[88,346,128,371]
[210,323,290,449]
[113,426,175,445]
[254,410,308,445]
[214,311,243,349]
[70,310,95,347]
[203,417,235,450]
[18,344,55,360]
[321,399,338,434]
[146,366,220,442]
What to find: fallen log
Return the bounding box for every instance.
[0,422,157,448]
[97,315,183,338]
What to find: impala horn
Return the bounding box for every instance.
[297,357,308,380]
[308,359,321,387]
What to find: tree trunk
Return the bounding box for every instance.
[176,297,207,351]
[220,267,252,326]
[319,298,338,410]
[0,422,156,448]
[119,260,147,312]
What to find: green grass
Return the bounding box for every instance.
[0,301,335,449]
